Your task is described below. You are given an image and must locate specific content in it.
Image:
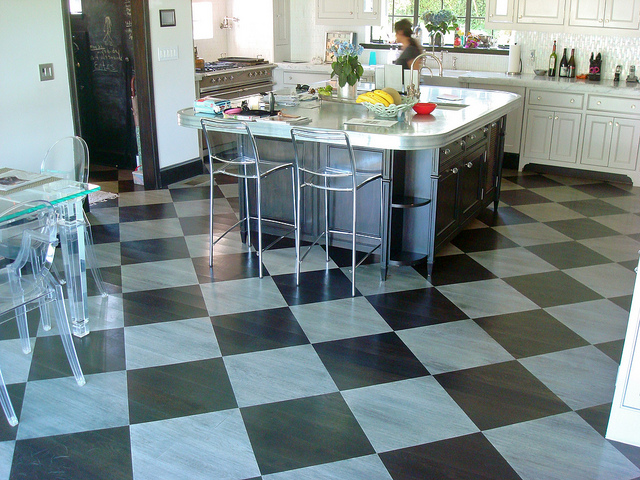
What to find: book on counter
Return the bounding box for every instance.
[193,97,231,114]
[0,168,58,194]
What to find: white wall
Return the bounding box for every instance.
[0,0,75,172]
[228,0,274,61]
[149,0,199,170]
[193,0,227,61]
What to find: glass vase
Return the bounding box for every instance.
[337,82,358,100]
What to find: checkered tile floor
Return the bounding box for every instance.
[1,166,640,479]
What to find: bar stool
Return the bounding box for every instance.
[290,128,383,296]
[201,117,296,276]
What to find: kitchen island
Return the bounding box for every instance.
[178,85,521,277]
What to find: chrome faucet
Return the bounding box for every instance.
[406,52,444,99]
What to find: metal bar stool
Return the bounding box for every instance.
[290,127,383,296]
[201,117,296,277]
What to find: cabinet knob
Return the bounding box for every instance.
[466,162,473,168]
[489,13,493,17]
[459,140,466,148]
[470,134,476,140]
[609,121,613,125]
[537,96,542,100]
[570,99,574,103]
[598,18,603,22]
[548,116,553,119]
[444,148,450,155]
[597,101,601,105]
[491,122,497,127]
[605,18,610,22]
[632,105,636,109]
[451,167,459,174]
[518,14,522,18]
[483,127,489,133]
[615,122,620,127]
[554,116,559,120]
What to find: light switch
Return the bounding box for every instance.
[158,46,179,62]
[39,63,54,81]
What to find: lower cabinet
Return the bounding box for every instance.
[522,109,582,163]
[581,115,640,171]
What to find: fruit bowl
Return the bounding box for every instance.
[413,102,437,115]
[362,98,418,118]
[534,69,547,76]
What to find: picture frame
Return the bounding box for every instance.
[159,9,176,27]
[325,31,355,63]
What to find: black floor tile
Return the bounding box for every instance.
[610,441,640,470]
[117,179,140,193]
[619,259,638,272]
[418,254,496,286]
[575,403,612,437]
[559,199,627,217]
[120,237,190,265]
[526,241,611,269]
[180,213,239,236]
[595,339,625,364]
[571,182,634,198]
[367,288,467,330]
[29,328,125,381]
[170,185,211,202]
[498,189,553,206]
[610,294,633,312]
[0,383,24,441]
[194,252,262,283]
[211,307,309,356]
[475,309,589,358]
[450,227,520,253]
[127,358,236,424]
[314,332,430,390]
[11,426,133,480]
[504,271,602,308]
[122,285,209,326]
[118,203,177,223]
[324,245,381,268]
[87,223,120,244]
[476,205,537,226]
[272,269,360,305]
[241,393,374,475]
[504,174,564,189]
[545,218,620,240]
[0,310,41,341]
[436,361,570,430]
[87,266,122,296]
[380,432,521,480]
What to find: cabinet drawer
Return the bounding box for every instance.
[529,90,584,109]
[283,71,331,86]
[588,95,640,115]
[465,126,488,149]
[439,139,465,165]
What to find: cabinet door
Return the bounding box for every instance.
[487,0,516,23]
[550,112,582,163]
[435,165,459,249]
[606,0,640,28]
[274,0,290,47]
[484,122,500,202]
[459,147,485,222]
[357,0,381,22]
[582,115,613,167]
[609,118,640,170]
[317,0,356,19]
[569,0,605,26]
[523,109,554,160]
[472,84,525,154]
[517,0,565,23]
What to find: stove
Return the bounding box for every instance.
[196,60,276,100]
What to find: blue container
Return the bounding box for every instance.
[369,51,377,66]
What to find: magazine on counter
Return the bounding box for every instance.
[0,168,58,194]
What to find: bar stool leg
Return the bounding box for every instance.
[295,177,302,286]
[243,176,251,249]
[324,180,329,262]
[209,173,215,267]
[351,189,357,297]
[257,176,263,278]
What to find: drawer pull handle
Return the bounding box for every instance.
[491,122,497,127]
[570,99,574,103]
[459,140,466,148]
[537,96,542,100]
[451,167,459,174]
[597,101,601,105]
[470,134,476,140]
[466,162,473,168]
[444,148,450,155]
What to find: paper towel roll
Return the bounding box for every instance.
[507,43,521,74]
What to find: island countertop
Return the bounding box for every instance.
[178,85,521,151]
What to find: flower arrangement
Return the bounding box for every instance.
[422,9,458,43]
[327,40,364,87]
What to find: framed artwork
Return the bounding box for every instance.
[325,31,355,63]
[159,9,176,27]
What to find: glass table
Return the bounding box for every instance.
[0,174,100,337]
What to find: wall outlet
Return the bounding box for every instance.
[39,63,54,81]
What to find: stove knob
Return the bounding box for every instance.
[228,75,233,80]
[223,76,228,82]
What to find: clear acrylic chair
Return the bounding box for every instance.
[0,201,85,426]
[201,117,296,276]
[41,136,108,296]
[290,128,383,296]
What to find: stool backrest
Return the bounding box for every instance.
[41,136,89,183]
[201,117,260,172]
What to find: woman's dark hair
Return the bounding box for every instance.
[394,19,420,48]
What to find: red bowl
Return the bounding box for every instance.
[413,102,437,115]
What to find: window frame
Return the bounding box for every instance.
[386,0,481,39]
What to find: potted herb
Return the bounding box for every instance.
[327,40,364,99]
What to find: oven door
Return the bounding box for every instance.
[200,80,273,100]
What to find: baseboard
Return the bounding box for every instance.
[159,157,204,187]
[522,163,632,185]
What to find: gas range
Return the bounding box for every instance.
[196,59,276,100]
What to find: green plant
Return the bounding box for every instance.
[422,9,459,39]
[327,40,364,87]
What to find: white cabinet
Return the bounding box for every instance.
[487,0,516,23]
[517,0,566,24]
[523,109,582,163]
[582,116,640,170]
[274,0,290,47]
[569,0,640,28]
[607,254,640,448]
[316,0,381,25]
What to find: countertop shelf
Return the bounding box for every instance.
[391,195,431,209]
[388,250,428,266]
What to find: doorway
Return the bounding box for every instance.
[68,0,138,171]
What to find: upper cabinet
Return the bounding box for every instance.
[569,0,640,28]
[316,0,381,25]
[486,0,640,31]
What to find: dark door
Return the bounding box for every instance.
[70,0,136,170]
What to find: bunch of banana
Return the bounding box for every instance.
[356,89,395,107]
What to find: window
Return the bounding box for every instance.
[69,0,82,15]
[373,0,488,43]
[192,2,214,40]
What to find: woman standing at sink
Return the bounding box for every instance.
[393,19,423,70]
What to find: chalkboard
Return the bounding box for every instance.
[74,0,135,167]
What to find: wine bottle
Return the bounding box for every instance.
[559,48,569,77]
[548,40,558,77]
[568,49,576,78]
